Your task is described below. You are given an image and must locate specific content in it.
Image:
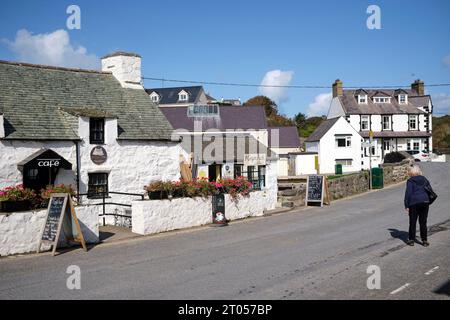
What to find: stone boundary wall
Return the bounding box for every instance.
[0,205,100,257]
[278,159,413,206]
[132,190,276,236]
[327,171,370,200]
[381,159,413,186]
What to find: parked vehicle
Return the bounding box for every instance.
[405,150,430,162]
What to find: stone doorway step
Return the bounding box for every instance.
[99,225,141,243]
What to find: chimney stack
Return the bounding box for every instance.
[411,79,425,96]
[332,79,343,98]
[101,52,143,90]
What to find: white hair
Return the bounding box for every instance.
[408,165,422,176]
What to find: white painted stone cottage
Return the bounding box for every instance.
[0,53,181,208]
[305,117,363,174]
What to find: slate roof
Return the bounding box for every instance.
[359,131,432,138]
[339,89,430,115]
[0,60,174,140]
[304,117,340,142]
[408,96,431,108]
[160,105,268,131]
[145,86,204,105]
[179,134,275,164]
[268,126,300,148]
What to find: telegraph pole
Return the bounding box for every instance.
[369,130,373,190]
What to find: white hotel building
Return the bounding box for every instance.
[327,79,433,169]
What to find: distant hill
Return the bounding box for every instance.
[433,115,450,150]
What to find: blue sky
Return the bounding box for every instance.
[1,0,449,116]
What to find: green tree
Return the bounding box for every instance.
[244,95,278,117]
[294,112,307,127]
[445,133,450,147]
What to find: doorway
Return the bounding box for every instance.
[208,164,222,182]
[18,149,73,192]
[23,166,59,192]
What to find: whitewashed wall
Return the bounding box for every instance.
[132,160,277,236]
[0,117,182,227]
[318,117,362,174]
[0,205,99,256]
[292,153,317,175]
[132,190,275,236]
[0,115,5,138]
[0,140,77,189]
[271,147,300,177]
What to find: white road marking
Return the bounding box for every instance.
[390,283,411,295]
[424,266,439,275]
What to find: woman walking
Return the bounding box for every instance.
[404,165,433,247]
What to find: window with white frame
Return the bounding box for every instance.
[178,91,188,102]
[187,104,219,117]
[399,94,407,104]
[336,136,352,148]
[409,115,417,130]
[382,115,391,130]
[373,97,391,103]
[361,115,369,130]
[358,95,367,104]
[407,139,421,151]
[151,94,159,103]
[335,159,353,166]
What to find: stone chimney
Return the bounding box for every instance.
[332,79,343,98]
[411,79,425,96]
[101,52,143,89]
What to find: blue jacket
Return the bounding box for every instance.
[404,175,431,209]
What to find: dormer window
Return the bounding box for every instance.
[398,94,408,104]
[373,97,391,103]
[150,92,160,103]
[358,95,367,104]
[355,89,368,104]
[178,90,188,102]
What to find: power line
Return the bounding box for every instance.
[142,76,450,89]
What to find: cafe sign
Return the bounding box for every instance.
[37,159,61,168]
[244,154,266,166]
[90,146,108,165]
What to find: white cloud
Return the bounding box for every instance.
[443,55,450,68]
[259,70,294,104]
[432,93,450,115]
[3,29,99,69]
[306,92,332,117]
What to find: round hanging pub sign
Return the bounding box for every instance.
[90,146,107,165]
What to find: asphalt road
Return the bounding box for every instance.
[0,162,449,300]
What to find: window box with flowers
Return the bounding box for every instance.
[0,185,37,213]
[144,176,253,201]
[39,184,76,208]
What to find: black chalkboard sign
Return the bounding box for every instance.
[306,175,325,206]
[41,196,66,242]
[37,193,87,256]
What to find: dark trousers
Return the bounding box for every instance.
[409,203,429,241]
